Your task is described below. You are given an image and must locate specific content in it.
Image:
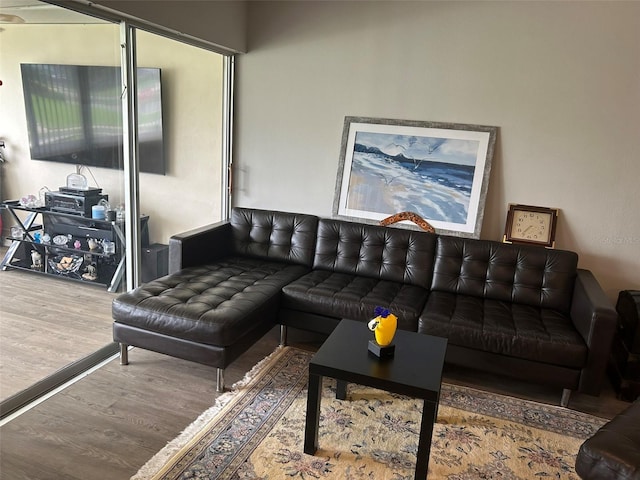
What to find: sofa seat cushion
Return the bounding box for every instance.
[418,291,587,368]
[112,257,310,347]
[281,269,429,331]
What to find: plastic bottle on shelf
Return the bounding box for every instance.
[115,204,125,222]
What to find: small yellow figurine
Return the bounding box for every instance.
[368,307,398,346]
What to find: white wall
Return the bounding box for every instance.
[0,24,223,244]
[234,0,640,301]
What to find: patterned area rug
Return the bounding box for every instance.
[132,347,606,480]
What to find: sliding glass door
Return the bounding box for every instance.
[0,1,231,416]
[0,9,124,414]
[130,28,226,287]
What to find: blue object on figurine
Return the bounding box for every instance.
[373,306,390,318]
[33,232,41,243]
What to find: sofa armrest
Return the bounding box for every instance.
[570,268,618,395]
[168,220,232,273]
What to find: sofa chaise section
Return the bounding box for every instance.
[112,208,319,391]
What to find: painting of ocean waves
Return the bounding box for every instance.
[346,132,478,224]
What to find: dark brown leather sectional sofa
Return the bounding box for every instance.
[112,207,617,404]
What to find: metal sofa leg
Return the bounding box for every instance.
[561,388,571,407]
[216,368,225,393]
[119,343,129,365]
[280,325,288,346]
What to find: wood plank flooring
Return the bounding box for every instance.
[0,265,117,400]
[0,325,633,480]
[0,332,285,480]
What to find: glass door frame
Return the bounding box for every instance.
[121,22,234,290]
[47,1,236,291]
[120,22,142,289]
[0,5,234,419]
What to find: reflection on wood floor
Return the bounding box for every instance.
[0,258,117,401]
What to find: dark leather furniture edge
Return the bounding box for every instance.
[571,269,619,395]
[168,219,232,273]
[575,399,640,480]
[444,344,581,390]
[113,307,277,370]
[278,309,341,336]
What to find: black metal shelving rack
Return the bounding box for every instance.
[1,201,126,292]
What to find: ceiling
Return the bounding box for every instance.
[0,0,105,24]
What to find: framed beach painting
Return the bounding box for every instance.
[333,117,498,238]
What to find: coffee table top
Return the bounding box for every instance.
[310,319,448,402]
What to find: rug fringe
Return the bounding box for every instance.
[131,345,286,480]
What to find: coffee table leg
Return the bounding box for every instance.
[336,379,347,400]
[415,399,438,479]
[304,372,322,455]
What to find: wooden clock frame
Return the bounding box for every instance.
[503,204,559,248]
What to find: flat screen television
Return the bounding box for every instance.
[20,63,165,175]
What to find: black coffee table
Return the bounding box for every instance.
[304,319,448,479]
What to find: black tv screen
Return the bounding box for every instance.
[20,63,165,175]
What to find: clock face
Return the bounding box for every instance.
[510,210,552,243]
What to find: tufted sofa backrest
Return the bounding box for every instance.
[313,219,437,289]
[231,208,319,267]
[431,236,578,312]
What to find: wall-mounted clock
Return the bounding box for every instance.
[503,204,559,248]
